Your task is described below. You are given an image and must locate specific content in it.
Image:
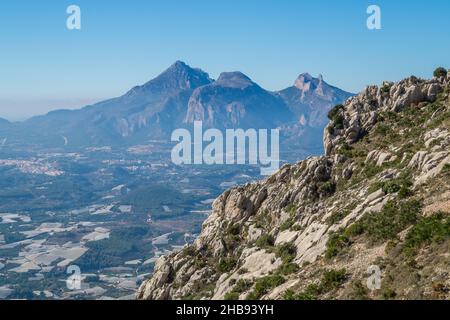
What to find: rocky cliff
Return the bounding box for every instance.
[137,71,450,300]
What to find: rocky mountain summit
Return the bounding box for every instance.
[137,70,450,300]
[279,72,352,127]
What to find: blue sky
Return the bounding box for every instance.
[0,0,449,120]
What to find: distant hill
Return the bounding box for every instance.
[1,61,353,150]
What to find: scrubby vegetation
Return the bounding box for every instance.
[275,243,297,263]
[246,274,285,300]
[368,171,413,198]
[326,199,422,258]
[223,223,241,250]
[283,269,347,300]
[358,199,421,243]
[327,104,345,134]
[403,212,450,256]
[433,67,447,78]
[255,234,275,248]
[224,279,253,300]
[216,256,238,273]
[443,163,450,174]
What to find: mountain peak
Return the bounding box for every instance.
[127,61,212,96]
[167,60,190,72]
[294,73,323,92]
[216,71,255,89]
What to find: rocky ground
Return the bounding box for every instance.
[137,71,450,300]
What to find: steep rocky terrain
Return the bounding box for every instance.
[137,71,450,300]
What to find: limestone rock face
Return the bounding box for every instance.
[324,75,448,156]
[138,72,450,301]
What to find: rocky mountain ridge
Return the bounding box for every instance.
[137,70,450,300]
[0,62,352,151]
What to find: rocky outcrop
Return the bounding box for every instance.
[324,76,447,156]
[138,71,450,301]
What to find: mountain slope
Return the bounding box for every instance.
[185,71,293,129]
[278,73,353,127]
[137,71,450,300]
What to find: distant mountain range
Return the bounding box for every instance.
[0,118,10,125]
[0,61,353,152]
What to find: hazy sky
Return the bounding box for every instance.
[1,0,449,120]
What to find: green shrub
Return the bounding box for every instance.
[325,231,351,259]
[325,220,367,259]
[374,123,390,136]
[216,257,237,273]
[442,164,450,174]
[318,181,336,195]
[350,281,370,300]
[362,162,383,178]
[332,114,345,130]
[246,275,285,300]
[381,180,402,194]
[368,181,385,194]
[380,83,391,94]
[224,279,252,300]
[278,262,300,275]
[283,289,297,300]
[193,256,207,269]
[361,200,421,242]
[234,279,252,293]
[280,218,295,231]
[324,200,420,257]
[226,224,240,236]
[182,246,196,257]
[344,222,365,237]
[368,173,413,198]
[255,234,275,248]
[337,142,354,158]
[328,104,345,121]
[321,269,347,291]
[433,67,447,78]
[283,284,320,300]
[280,207,297,231]
[223,223,241,249]
[383,288,397,300]
[398,185,413,199]
[285,203,298,214]
[327,105,345,134]
[326,210,350,225]
[275,243,297,263]
[224,292,240,300]
[283,269,347,300]
[403,212,450,256]
[254,211,271,229]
